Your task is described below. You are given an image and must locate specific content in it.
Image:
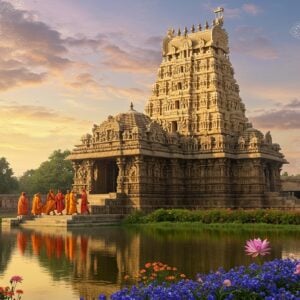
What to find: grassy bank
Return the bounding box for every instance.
[123,208,300,225]
[126,221,300,233]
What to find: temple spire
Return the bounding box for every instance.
[130,102,134,111]
[214,7,224,26]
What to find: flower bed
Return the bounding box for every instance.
[111,259,300,299]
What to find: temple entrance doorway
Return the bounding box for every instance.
[93,159,118,194]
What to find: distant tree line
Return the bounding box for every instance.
[281,172,300,180]
[0,150,74,194]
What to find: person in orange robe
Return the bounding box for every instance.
[55,189,65,215]
[80,188,90,214]
[31,193,43,216]
[17,192,29,218]
[65,189,70,215]
[43,189,56,215]
[68,190,78,215]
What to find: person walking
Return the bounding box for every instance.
[31,192,43,217]
[17,192,29,219]
[65,189,70,215]
[55,189,65,215]
[43,189,56,215]
[69,190,78,215]
[80,188,90,215]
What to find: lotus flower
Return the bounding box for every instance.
[223,279,232,287]
[245,238,271,257]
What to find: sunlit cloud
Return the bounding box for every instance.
[67,72,100,90]
[0,103,91,137]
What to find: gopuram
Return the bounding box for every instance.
[68,8,287,213]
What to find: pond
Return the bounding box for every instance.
[0,225,299,299]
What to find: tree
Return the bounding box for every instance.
[18,150,74,194]
[0,157,18,193]
[18,169,38,194]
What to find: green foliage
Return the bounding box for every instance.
[281,171,300,179]
[18,149,74,194]
[0,157,18,193]
[123,208,300,225]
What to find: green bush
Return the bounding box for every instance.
[123,208,300,225]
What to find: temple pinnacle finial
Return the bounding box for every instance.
[214,7,224,26]
[184,26,188,36]
[130,102,134,110]
[214,7,224,18]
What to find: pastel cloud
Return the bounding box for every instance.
[249,99,300,130]
[0,0,70,90]
[101,43,161,73]
[68,73,100,90]
[242,4,262,15]
[203,2,262,19]
[232,26,278,59]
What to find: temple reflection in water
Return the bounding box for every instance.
[0,227,299,299]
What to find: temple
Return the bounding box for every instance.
[68,8,287,212]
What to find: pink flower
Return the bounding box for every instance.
[294,263,300,275]
[223,279,232,287]
[245,238,271,258]
[10,275,23,283]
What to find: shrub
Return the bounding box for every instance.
[123,208,300,225]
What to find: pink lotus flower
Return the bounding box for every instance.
[294,263,300,275]
[10,275,23,283]
[223,279,231,287]
[245,238,271,258]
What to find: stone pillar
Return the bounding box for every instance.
[86,160,95,193]
[116,157,126,194]
[72,161,81,192]
[134,156,144,194]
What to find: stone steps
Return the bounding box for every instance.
[2,214,124,228]
[1,215,34,227]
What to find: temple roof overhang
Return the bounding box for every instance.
[68,148,287,164]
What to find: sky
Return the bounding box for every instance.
[0,0,300,176]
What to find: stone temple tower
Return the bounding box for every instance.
[146,8,247,140]
[69,8,287,212]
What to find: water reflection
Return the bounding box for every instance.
[0,225,299,299]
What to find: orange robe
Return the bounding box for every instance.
[69,192,77,215]
[31,194,43,216]
[43,192,56,214]
[80,191,90,214]
[65,192,70,214]
[55,192,65,214]
[18,194,29,216]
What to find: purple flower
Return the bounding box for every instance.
[245,238,271,257]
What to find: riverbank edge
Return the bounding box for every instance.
[123,221,300,231]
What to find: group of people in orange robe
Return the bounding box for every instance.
[17,188,90,218]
